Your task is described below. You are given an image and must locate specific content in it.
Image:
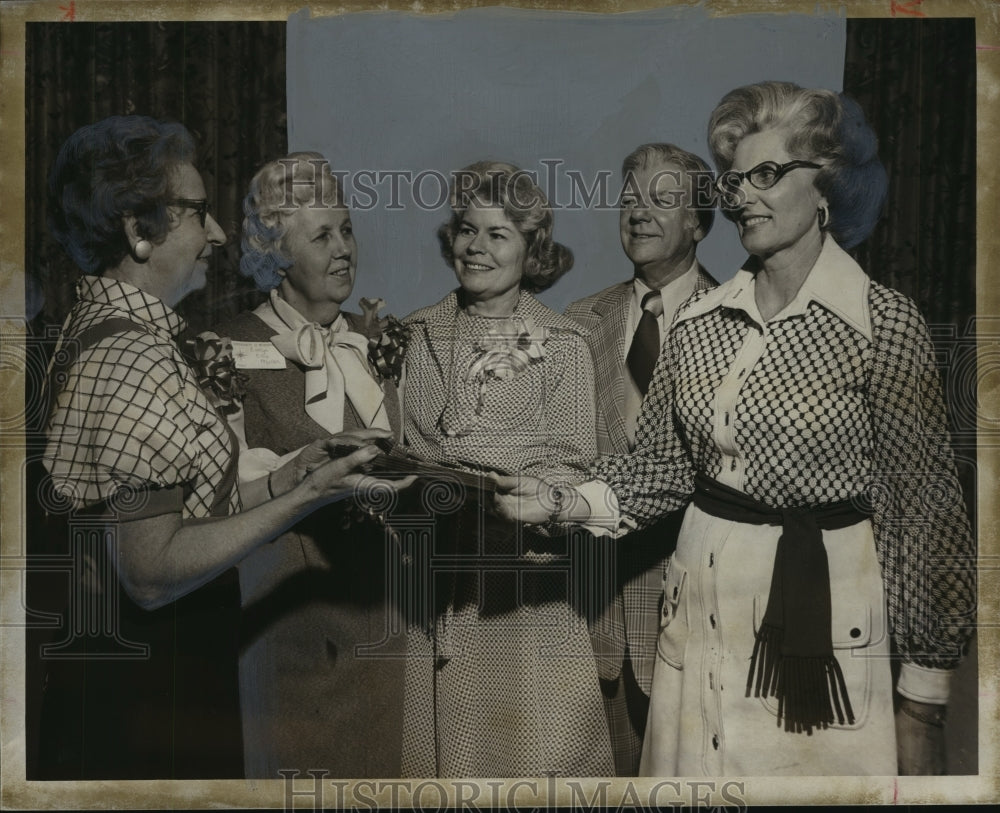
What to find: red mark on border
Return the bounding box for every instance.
[893,777,899,804]
[59,1,76,21]
[978,45,1000,51]
[891,0,926,17]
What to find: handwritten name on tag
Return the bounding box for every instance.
[231,341,287,369]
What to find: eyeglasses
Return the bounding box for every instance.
[168,198,210,228]
[715,160,822,208]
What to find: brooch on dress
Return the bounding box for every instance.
[182,331,248,416]
[469,315,549,384]
[359,297,409,384]
[439,314,549,437]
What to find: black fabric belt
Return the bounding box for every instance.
[692,473,870,734]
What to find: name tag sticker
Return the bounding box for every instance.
[231,341,286,369]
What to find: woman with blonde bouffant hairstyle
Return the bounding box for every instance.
[495,83,975,776]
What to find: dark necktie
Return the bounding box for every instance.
[626,290,663,396]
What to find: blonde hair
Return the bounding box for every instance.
[708,81,887,249]
[240,152,344,290]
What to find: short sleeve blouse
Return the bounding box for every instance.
[43,276,240,519]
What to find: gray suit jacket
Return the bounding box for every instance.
[565,265,717,693]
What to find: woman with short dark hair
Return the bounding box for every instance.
[42,117,407,778]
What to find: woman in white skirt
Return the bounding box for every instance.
[496,81,975,776]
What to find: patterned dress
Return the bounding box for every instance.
[399,290,615,777]
[593,238,976,775]
[40,275,243,778]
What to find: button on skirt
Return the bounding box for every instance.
[639,504,896,776]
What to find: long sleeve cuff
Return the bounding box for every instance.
[228,403,301,485]
[575,479,635,538]
[897,662,952,705]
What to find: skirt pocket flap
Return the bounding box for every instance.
[752,594,876,649]
[660,560,688,627]
[656,560,690,669]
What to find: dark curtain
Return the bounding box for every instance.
[844,18,977,514]
[25,22,286,335]
[844,18,977,776]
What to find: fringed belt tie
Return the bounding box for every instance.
[692,474,870,734]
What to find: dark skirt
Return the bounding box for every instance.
[27,521,243,780]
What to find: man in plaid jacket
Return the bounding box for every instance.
[565,143,717,775]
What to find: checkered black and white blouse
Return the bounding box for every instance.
[43,276,241,519]
[593,238,975,673]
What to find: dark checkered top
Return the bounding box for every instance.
[43,276,240,519]
[593,239,975,669]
